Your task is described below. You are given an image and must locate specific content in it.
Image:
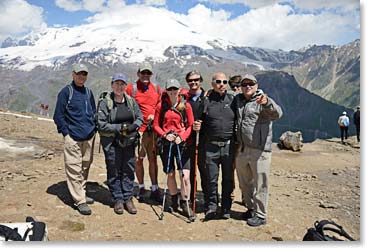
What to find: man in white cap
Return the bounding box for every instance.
[53,63,96,215]
[126,62,163,203]
[338,111,350,144]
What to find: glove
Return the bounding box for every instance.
[126,123,138,134]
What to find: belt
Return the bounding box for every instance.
[209,140,231,147]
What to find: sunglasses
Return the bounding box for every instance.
[231,84,241,89]
[76,71,88,76]
[140,71,152,75]
[187,78,201,83]
[167,87,179,91]
[241,82,257,87]
[214,79,228,84]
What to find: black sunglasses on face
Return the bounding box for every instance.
[231,84,241,89]
[241,82,257,87]
[76,71,88,76]
[140,71,152,75]
[187,78,201,83]
[167,87,179,91]
[214,79,228,84]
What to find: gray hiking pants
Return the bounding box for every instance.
[235,146,271,219]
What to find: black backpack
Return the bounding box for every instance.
[303,220,355,241]
[0,216,47,241]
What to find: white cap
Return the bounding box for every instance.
[342,111,347,115]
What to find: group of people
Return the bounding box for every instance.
[53,62,283,227]
[338,107,360,144]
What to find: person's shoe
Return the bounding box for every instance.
[76,203,91,215]
[180,200,192,217]
[114,200,124,215]
[124,199,137,214]
[136,188,146,202]
[242,209,255,220]
[205,208,217,220]
[86,196,94,204]
[221,209,230,220]
[171,194,179,212]
[247,216,266,227]
[150,189,163,203]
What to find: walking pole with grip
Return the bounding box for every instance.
[176,144,195,222]
[192,131,199,217]
[159,141,173,220]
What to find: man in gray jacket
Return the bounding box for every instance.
[233,74,282,227]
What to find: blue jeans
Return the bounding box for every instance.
[101,137,135,202]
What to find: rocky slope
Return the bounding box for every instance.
[0,111,360,241]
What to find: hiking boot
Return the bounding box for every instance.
[136,188,146,202]
[180,200,192,217]
[247,216,266,227]
[150,189,163,203]
[242,209,255,220]
[171,194,179,212]
[86,196,94,204]
[124,199,137,214]
[221,209,230,220]
[204,208,216,220]
[114,200,124,215]
[76,203,91,215]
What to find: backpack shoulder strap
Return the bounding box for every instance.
[66,84,73,107]
[0,225,24,241]
[98,91,113,112]
[125,94,136,120]
[132,83,137,97]
[315,220,355,241]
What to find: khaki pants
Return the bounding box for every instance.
[64,134,95,205]
[235,146,271,219]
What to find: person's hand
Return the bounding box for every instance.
[165,133,176,142]
[256,94,268,105]
[174,135,182,144]
[147,114,154,121]
[193,120,202,131]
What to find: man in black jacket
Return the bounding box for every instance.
[353,106,360,142]
[198,72,236,220]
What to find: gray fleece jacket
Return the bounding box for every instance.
[233,92,283,152]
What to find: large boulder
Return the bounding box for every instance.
[278,131,303,151]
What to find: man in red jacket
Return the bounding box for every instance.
[126,62,163,203]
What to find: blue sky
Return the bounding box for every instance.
[0,0,361,50]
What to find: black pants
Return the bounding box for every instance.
[160,143,190,173]
[188,141,208,207]
[205,141,234,212]
[355,125,360,142]
[340,126,348,142]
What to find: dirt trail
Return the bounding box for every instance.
[0,112,360,241]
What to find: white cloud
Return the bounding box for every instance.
[55,0,113,12]
[136,0,166,7]
[0,0,46,43]
[183,3,359,50]
[197,0,359,12]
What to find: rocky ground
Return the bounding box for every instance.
[0,111,360,241]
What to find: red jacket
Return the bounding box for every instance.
[153,96,194,141]
[126,80,162,132]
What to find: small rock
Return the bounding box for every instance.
[215,234,221,237]
[272,236,283,241]
[311,175,318,179]
[27,202,32,206]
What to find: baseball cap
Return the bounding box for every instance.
[166,79,181,89]
[138,62,153,73]
[72,63,89,73]
[112,73,127,83]
[342,111,347,115]
[241,74,257,83]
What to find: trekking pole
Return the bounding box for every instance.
[192,131,199,216]
[159,141,173,220]
[176,144,195,222]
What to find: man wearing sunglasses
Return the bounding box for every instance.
[198,72,236,220]
[126,62,163,203]
[233,74,283,227]
[185,70,208,211]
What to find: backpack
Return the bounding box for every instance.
[303,220,355,241]
[66,83,91,109]
[0,216,48,241]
